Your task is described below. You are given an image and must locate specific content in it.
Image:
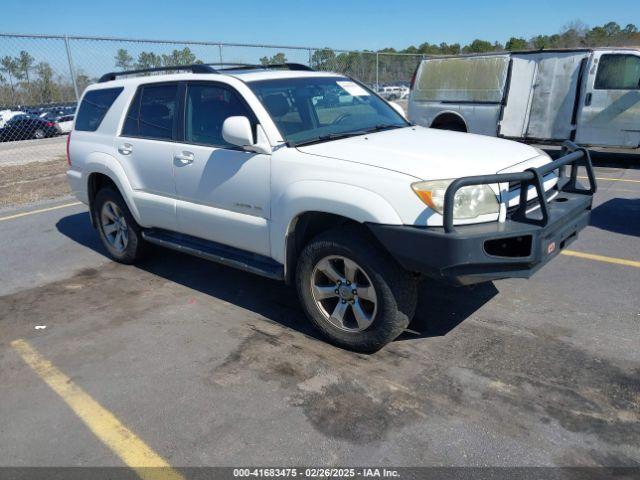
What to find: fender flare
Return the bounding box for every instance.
[270,180,403,265]
[84,152,143,224]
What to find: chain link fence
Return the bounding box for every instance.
[0,33,423,165]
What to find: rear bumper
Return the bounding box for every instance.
[66,169,88,204]
[367,141,596,286]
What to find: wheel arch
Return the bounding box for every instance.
[430,111,468,132]
[84,153,142,227]
[274,181,403,284]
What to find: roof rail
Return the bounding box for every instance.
[97,62,315,83]
[209,62,315,72]
[98,64,218,83]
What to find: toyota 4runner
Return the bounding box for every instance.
[67,63,596,352]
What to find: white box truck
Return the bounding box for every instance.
[408,48,640,150]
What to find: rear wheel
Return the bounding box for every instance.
[33,128,45,139]
[94,188,146,264]
[296,227,417,353]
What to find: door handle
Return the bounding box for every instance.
[118,143,133,155]
[584,92,592,106]
[174,151,194,165]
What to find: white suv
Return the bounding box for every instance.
[67,63,596,352]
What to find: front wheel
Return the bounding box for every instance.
[296,227,417,353]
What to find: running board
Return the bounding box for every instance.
[141,229,284,281]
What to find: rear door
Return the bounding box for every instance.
[575,51,640,148]
[501,52,588,140]
[117,82,180,230]
[525,51,588,141]
[499,55,537,138]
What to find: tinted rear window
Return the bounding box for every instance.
[75,88,123,131]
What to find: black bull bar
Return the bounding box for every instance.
[443,141,597,233]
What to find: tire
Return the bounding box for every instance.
[33,129,45,139]
[94,187,146,264]
[296,226,417,353]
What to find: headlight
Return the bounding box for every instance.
[411,179,499,219]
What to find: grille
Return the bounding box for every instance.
[507,187,557,216]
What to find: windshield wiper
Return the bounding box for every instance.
[363,124,405,134]
[294,130,370,147]
[294,124,405,147]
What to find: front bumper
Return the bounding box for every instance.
[367,142,597,286]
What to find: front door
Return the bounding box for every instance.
[576,51,640,148]
[173,81,271,256]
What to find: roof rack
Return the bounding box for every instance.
[212,62,314,71]
[98,62,315,83]
[98,64,218,83]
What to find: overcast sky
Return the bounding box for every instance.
[2,0,639,50]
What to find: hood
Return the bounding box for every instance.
[297,126,549,180]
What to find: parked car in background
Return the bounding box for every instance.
[0,109,27,129]
[0,115,61,142]
[408,48,640,151]
[379,85,410,100]
[55,114,75,134]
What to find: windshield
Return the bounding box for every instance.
[248,76,408,146]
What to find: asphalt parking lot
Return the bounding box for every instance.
[0,162,638,471]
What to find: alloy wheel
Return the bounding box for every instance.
[100,201,129,252]
[311,255,378,332]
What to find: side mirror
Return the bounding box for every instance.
[389,101,407,120]
[222,116,254,148]
[222,116,272,155]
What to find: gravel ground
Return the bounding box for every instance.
[0,156,69,208]
[0,136,67,166]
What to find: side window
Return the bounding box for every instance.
[122,83,178,140]
[595,54,640,90]
[185,83,254,148]
[75,87,123,132]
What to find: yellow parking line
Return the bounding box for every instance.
[11,339,184,480]
[0,202,82,222]
[561,249,640,268]
[579,175,640,184]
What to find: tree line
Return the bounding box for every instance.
[1,21,639,108]
[264,21,640,84]
[114,47,203,70]
[387,21,640,55]
[0,50,90,108]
